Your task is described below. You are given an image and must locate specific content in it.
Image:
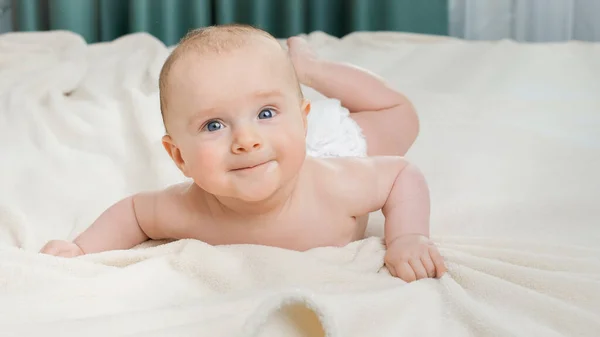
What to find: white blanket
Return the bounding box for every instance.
[0,30,599,337]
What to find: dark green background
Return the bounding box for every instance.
[13,0,448,45]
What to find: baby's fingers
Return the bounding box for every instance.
[409,259,428,280]
[397,262,417,282]
[39,241,60,255]
[420,255,437,278]
[62,248,83,258]
[40,246,58,255]
[429,246,447,278]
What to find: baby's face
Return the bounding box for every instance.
[163,40,309,202]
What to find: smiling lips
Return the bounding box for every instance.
[231,160,272,172]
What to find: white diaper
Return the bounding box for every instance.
[304,98,367,158]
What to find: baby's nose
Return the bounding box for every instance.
[231,127,262,154]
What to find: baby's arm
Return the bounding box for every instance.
[40,189,172,257]
[73,195,149,254]
[332,156,430,239]
[287,37,419,156]
[325,156,446,281]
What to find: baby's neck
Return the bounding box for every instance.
[202,176,300,218]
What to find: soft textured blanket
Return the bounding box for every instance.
[0,30,599,337]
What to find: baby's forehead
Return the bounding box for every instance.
[173,37,293,85]
[178,29,280,58]
[171,35,287,80]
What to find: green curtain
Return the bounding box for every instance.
[13,0,448,46]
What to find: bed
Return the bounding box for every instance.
[0,29,599,336]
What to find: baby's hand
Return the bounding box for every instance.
[39,240,84,258]
[286,36,318,85]
[384,234,447,282]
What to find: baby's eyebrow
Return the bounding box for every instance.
[188,107,218,126]
[253,89,284,99]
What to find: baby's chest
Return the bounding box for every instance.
[206,209,361,251]
[270,212,361,251]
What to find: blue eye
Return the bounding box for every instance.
[204,120,223,132]
[258,108,276,119]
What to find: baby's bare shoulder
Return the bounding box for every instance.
[307,156,409,216]
[133,181,208,239]
[308,155,407,182]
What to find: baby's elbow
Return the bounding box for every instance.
[389,101,420,156]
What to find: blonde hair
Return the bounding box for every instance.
[158,24,300,129]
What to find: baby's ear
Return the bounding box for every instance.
[301,99,311,131]
[162,135,191,177]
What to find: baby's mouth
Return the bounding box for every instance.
[231,160,272,171]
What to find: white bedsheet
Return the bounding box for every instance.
[0,30,599,336]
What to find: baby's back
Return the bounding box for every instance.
[135,157,370,251]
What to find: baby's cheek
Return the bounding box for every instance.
[190,146,232,193]
[275,132,306,166]
[192,145,223,172]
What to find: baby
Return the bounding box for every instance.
[40,24,447,283]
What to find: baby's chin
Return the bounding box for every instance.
[195,172,286,203]
[227,174,287,203]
